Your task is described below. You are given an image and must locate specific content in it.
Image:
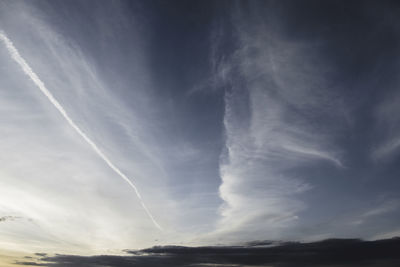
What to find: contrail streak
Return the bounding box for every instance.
[0,31,162,230]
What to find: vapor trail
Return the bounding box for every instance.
[0,31,162,230]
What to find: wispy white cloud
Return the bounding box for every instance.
[0,1,177,253]
[372,90,400,160]
[0,0,232,253]
[361,199,400,218]
[212,4,345,241]
[0,29,162,230]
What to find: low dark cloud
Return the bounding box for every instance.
[17,238,400,267]
[17,262,46,266]
[0,216,21,222]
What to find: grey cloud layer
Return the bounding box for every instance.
[17,238,400,267]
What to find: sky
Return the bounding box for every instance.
[0,0,400,263]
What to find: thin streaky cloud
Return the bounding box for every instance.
[0,30,162,231]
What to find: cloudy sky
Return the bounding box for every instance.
[1,0,400,263]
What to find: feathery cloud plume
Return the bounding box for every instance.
[0,30,162,231]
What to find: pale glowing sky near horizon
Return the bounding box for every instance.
[1,0,400,257]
